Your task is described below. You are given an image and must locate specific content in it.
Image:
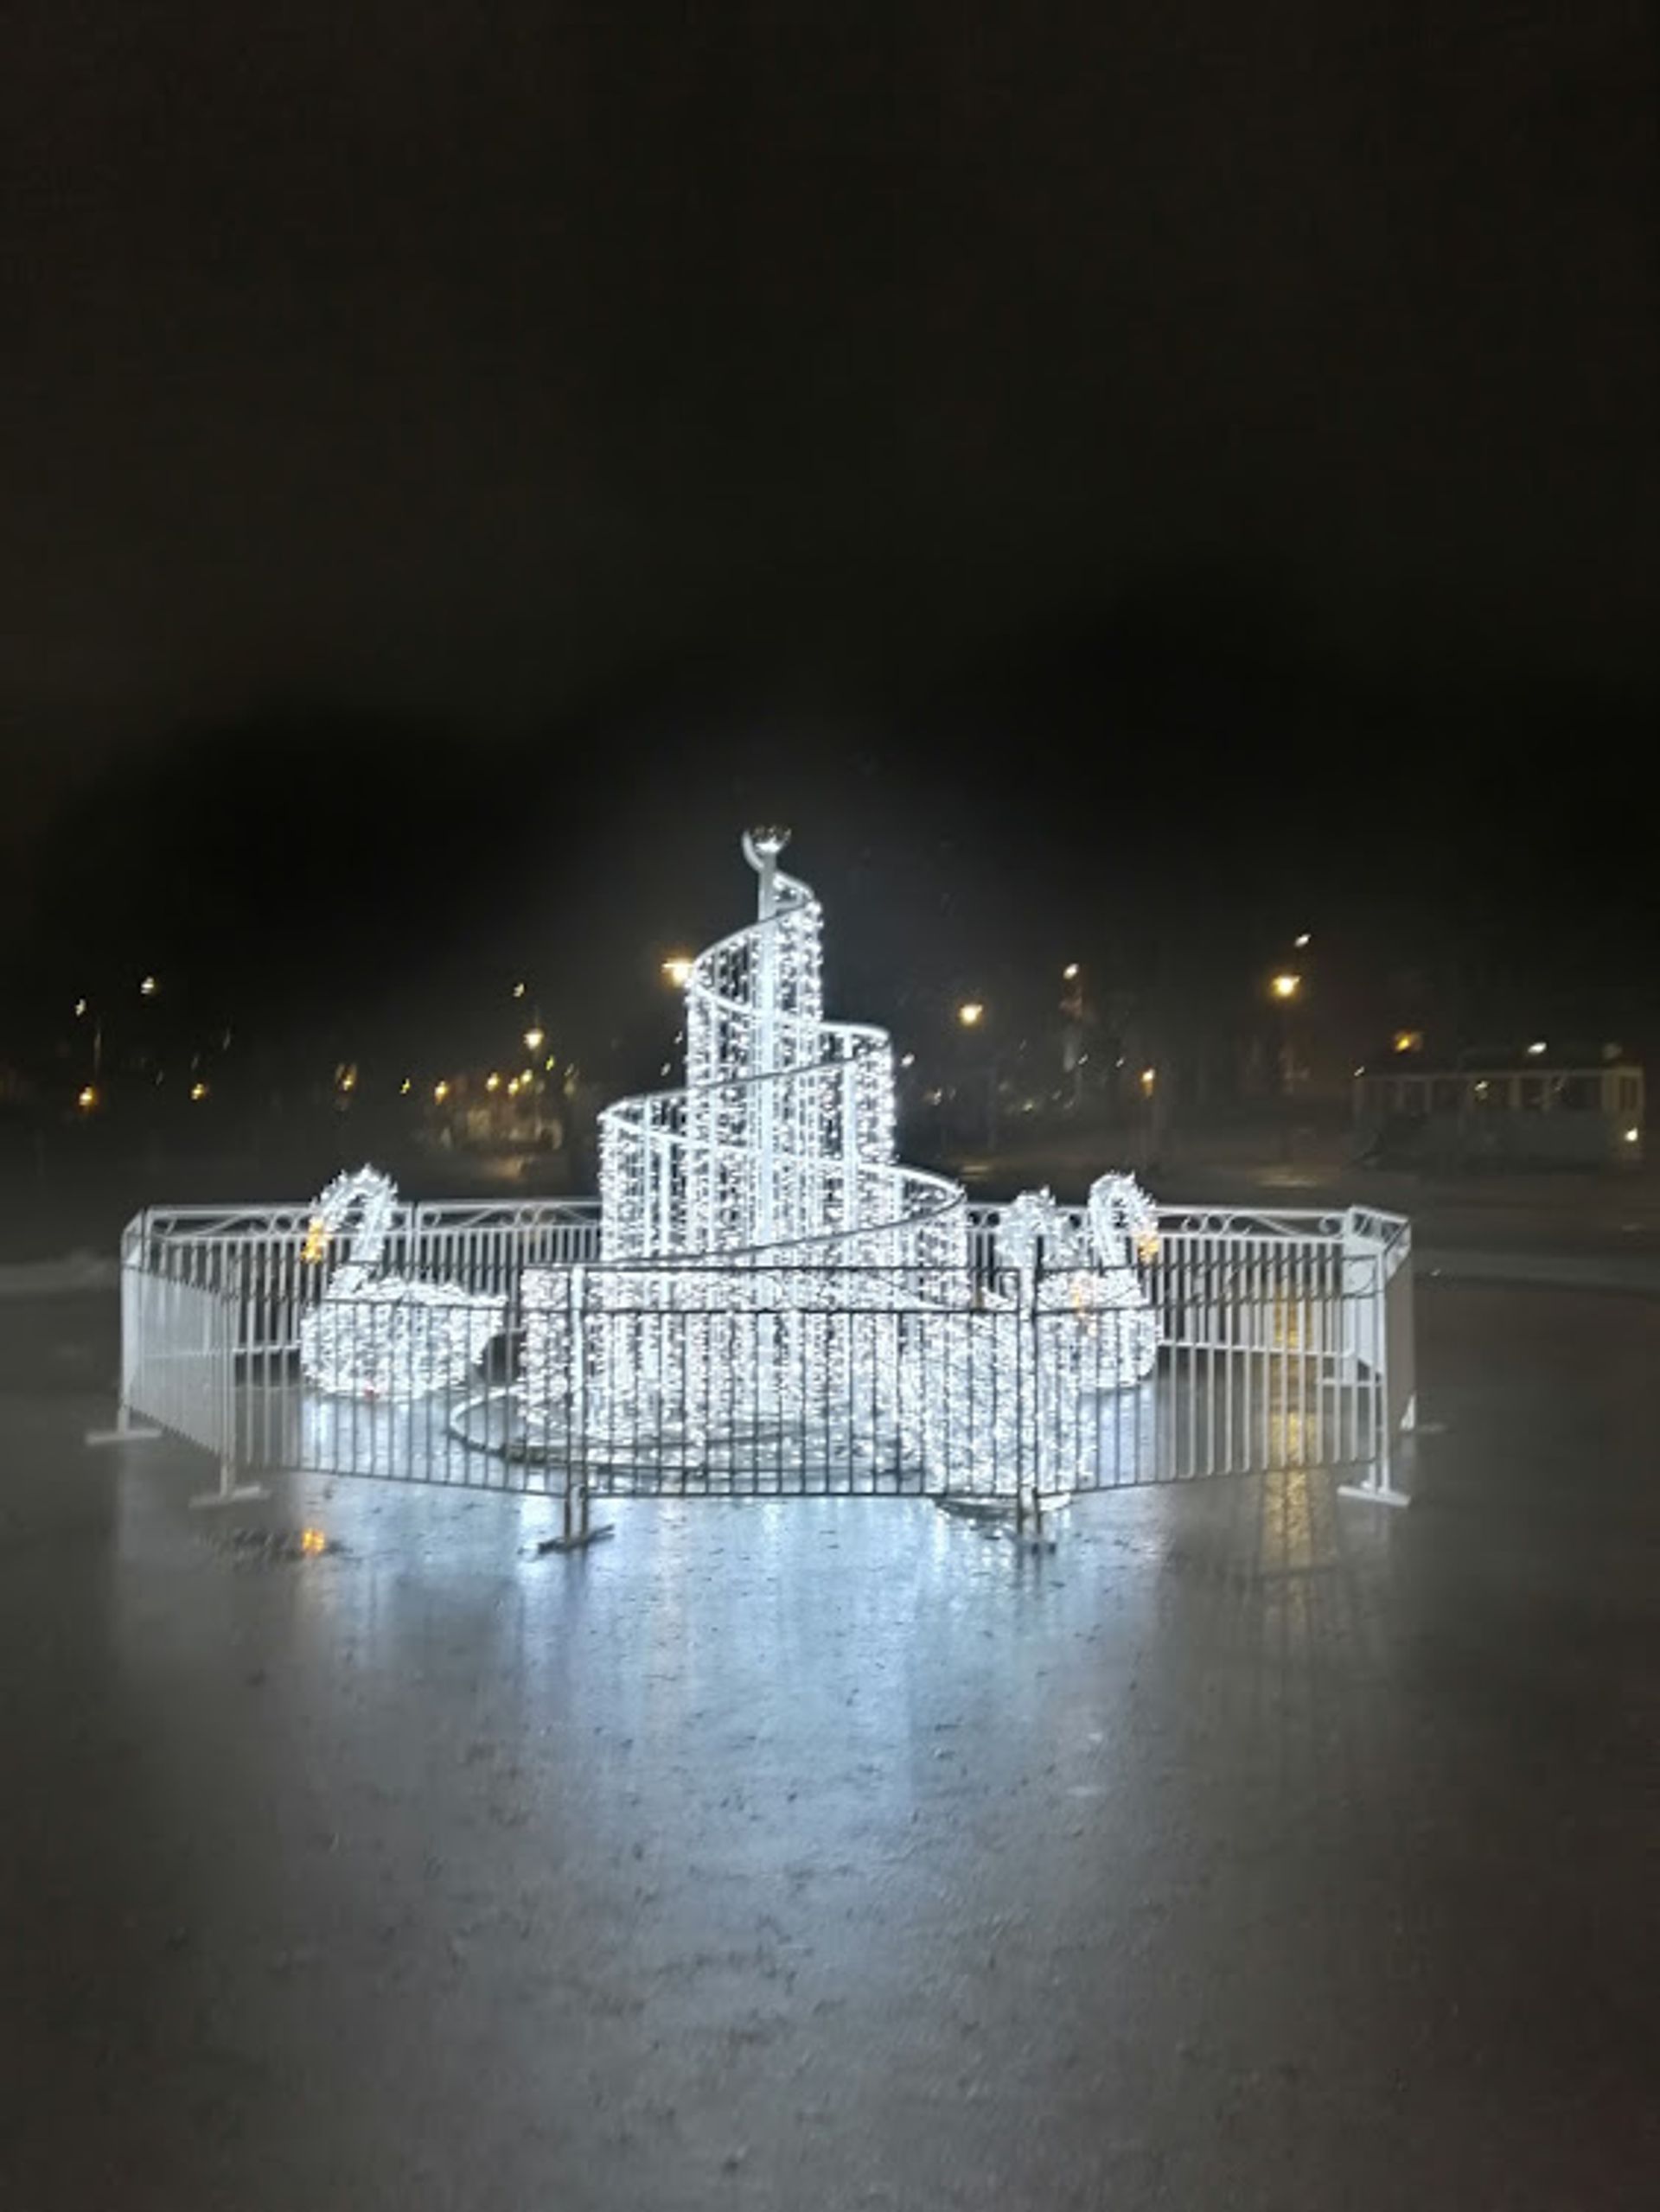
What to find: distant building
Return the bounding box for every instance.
[1354,1048,1644,1170]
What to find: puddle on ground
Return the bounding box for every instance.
[206,1525,345,1567]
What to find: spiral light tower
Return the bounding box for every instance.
[521,832,1153,1491]
[597,828,966,1275]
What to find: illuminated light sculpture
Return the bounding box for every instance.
[998,1175,1160,1390]
[299,1167,504,1399]
[518,834,1159,1495]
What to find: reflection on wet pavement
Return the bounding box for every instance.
[1,1284,1656,2209]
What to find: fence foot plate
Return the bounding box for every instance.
[190,1483,271,1510]
[933,1495,1018,1522]
[86,1425,163,1446]
[1337,1480,1411,1509]
[536,1523,615,1554]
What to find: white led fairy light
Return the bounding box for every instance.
[519,836,1154,1491]
[299,1167,504,1400]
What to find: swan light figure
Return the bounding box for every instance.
[299,1166,505,1399]
[995,1175,1159,1388]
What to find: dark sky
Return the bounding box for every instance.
[3,3,1657,1053]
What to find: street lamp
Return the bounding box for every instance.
[954,1002,995,1150]
[662,954,694,989]
[1269,972,1302,1001]
[523,1025,546,1055]
[1062,962,1080,983]
[75,996,104,1079]
[139,974,159,998]
[1293,932,1311,950]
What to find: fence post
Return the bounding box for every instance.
[191,1286,270,1508]
[85,1239,165,1447]
[1018,1238,1050,1539]
[540,1262,613,1552]
[1338,1231,1412,1509]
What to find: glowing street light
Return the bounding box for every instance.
[1062,962,1080,982]
[433,1080,450,1104]
[662,954,694,989]
[511,981,527,999]
[1293,932,1312,950]
[189,1081,208,1102]
[1269,972,1302,1002]
[139,974,159,998]
[523,1025,546,1055]
[957,1001,985,1028]
[485,1071,502,1093]
[1527,1039,1548,1057]
[1140,1067,1157,1096]
[77,1084,99,1112]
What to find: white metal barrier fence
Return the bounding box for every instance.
[120,1263,238,1467]
[114,1197,1412,1508]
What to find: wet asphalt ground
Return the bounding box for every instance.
[2,1284,1657,2209]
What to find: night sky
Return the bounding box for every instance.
[3,3,1657,1068]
